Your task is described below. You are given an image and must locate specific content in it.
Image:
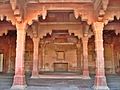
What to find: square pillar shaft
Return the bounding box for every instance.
[31,37,40,78]
[93,22,109,90]
[11,23,27,89]
[82,36,90,79]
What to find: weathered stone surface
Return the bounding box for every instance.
[0,0,120,89]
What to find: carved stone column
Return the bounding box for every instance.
[111,44,115,74]
[31,37,40,78]
[93,22,109,90]
[40,43,45,71]
[82,36,90,79]
[76,42,81,73]
[11,23,27,89]
[7,37,12,73]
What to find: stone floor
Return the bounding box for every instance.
[0,73,120,90]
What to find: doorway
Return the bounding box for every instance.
[0,54,3,72]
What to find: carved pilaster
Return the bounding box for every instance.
[93,22,109,90]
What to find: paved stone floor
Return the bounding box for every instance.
[0,73,120,90]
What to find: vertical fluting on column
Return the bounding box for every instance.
[31,37,40,78]
[93,22,109,90]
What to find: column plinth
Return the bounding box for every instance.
[93,22,109,90]
[11,23,27,89]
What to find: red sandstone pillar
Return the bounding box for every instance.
[93,22,109,90]
[82,36,90,79]
[31,37,40,78]
[11,23,27,89]
[76,43,82,73]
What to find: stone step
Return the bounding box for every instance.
[0,74,120,90]
[26,86,93,90]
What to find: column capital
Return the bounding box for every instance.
[32,37,40,43]
[93,22,104,32]
[76,39,81,47]
[32,22,38,38]
[82,36,89,43]
[76,43,81,48]
[16,22,27,31]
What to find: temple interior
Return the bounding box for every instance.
[0,0,120,89]
[0,12,120,75]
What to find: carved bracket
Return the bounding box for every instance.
[0,28,8,36]
[0,15,16,25]
[26,7,47,25]
[74,9,94,25]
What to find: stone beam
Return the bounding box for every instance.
[27,0,93,3]
[25,3,94,25]
[26,22,83,39]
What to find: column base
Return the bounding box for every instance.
[13,75,26,86]
[93,85,110,90]
[93,75,109,90]
[82,70,90,79]
[11,74,27,89]
[82,75,91,79]
[31,75,40,78]
[31,71,39,78]
[11,85,27,90]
